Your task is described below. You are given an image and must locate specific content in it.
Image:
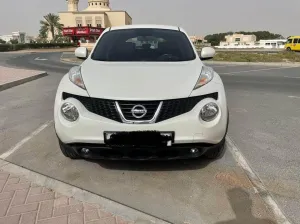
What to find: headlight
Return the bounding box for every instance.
[194,66,214,90]
[200,102,219,122]
[61,102,79,122]
[68,66,86,89]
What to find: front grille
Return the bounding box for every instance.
[117,100,160,121]
[62,92,218,123]
[62,92,122,122]
[156,92,218,122]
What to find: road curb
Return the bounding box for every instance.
[60,58,81,65]
[204,61,300,67]
[0,72,48,92]
[0,159,170,224]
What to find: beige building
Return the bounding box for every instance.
[220,33,257,47]
[0,32,26,44]
[189,35,207,44]
[59,0,132,29]
[47,0,132,42]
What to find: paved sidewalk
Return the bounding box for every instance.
[0,170,133,224]
[0,66,47,91]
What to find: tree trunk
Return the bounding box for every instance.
[51,26,55,40]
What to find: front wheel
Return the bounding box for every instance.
[58,139,81,159]
[204,109,229,160]
[286,47,291,51]
[204,138,226,160]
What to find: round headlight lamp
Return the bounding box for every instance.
[61,102,79,122]
[200,102,219,122]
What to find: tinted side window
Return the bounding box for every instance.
[287,39,293,44]
[91,28,196,62]
[293,38,298,43]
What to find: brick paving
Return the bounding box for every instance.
[0,66,44,86]
[0,170,133,224]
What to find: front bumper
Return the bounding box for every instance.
[59,139,225,160]
[54,75,228,147]
[55,97,227,144]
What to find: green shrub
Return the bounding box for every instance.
[212,51,300,62]
[0,44,13,52]
[0,43,76,52]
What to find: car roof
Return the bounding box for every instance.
[109,24,181,31]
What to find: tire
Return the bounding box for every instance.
[204,137,226,160]
[286,47,291,51]
[58,139,81,159]
[204,109,229,160]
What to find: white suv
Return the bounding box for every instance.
[54,24,229,160]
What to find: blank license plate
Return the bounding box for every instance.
[104,131,174,147]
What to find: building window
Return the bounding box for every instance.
[95,16,102,28]
[86,17,92,27]
[235,38,241,42]
[76,17,83,27]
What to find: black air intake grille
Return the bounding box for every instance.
[156,92,218,122]
[62,92,218,123]
[62,92,122,122]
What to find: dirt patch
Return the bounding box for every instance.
[215,171,253,189]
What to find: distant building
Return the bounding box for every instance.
[258,39,287,49]
[189,36,206,44]
[219,33,257,47]
[0,31,26,44]
[216,38,287,49]
[0,35,13,43]
[25,36,37,43]
[54,0,132,46]
[189,36,210,48]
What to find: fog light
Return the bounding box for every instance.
[191,148,198,154]
[61,102,79,122]
[81,148,89,154]
[200,102,219,121]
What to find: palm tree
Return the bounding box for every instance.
[40,13,63,41]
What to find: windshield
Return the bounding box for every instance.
[90,28,196,62]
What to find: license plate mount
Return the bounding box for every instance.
[104,131,175,147]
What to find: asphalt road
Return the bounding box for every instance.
[1,52,300,224]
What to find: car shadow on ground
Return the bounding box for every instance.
[215,188,276,224]
[88,157,213,171]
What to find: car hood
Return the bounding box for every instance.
[81,59,203,100]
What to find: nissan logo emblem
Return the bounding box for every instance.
[131,105,147,119]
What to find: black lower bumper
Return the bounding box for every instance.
[65,142,220,161]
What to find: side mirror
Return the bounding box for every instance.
[75,47,88,60]
[200,47,216,60]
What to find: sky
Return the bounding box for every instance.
[1,0,300,37]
